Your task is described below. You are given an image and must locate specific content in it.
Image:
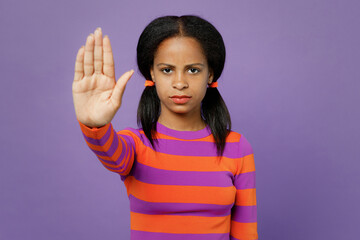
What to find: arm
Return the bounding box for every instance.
[230,135,258,240]
[78,120,135,180]
[72,27,136,180]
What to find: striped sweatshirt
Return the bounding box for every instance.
[78,120,258,240]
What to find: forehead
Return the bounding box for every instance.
[154,36,206,64]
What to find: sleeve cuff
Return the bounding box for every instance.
[77,119,111,139]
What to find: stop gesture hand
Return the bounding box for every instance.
[72,27,134,128]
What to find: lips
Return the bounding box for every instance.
[170,95,191,104]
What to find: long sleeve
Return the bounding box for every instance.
[230,135,258,240]
[77,120,136,180]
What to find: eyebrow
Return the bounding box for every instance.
[156,63,205,67]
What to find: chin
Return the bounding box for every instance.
[161,101,199,116]
[172,108,190,115]
[167,105,193,115]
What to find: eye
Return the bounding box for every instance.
[161,68,172,74]
[188,68,200,74]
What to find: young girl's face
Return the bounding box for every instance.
[150,36,214,118]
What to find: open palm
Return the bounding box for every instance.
[72,27,134,128]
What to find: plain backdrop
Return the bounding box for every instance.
[1,0,359,239]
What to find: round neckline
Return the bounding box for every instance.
[156,122,212,140]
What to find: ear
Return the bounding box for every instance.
[150,67,155,83]
[208,70,214,84]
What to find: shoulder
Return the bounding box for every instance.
[227,130,254,157]
[117,127,150,145]
[117,127,141,137]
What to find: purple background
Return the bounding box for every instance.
[1,0,359,239]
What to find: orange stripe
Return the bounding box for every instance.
[117,129,138,137]
[85,130,135,175]
[227,132,241,142]
[134,130,241,143]
[238,154,255,174]
[85,127,115,151]
[130,212,230,234]
[127,177,236,205]
[98,144,134,174]
[235,189,257,206]
[135,148,241,173]
[231,221,258,239]
[154,131,214,141]
[124,176,132,192]
[92,135,128,161]
[121,147,135,176]
[78,120,110,139]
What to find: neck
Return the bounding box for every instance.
[158,108,206,131]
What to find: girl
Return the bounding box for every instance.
[73,15,258,240]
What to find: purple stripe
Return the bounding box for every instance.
[82,124,112,145]
[129,194,233,217]
[140,138,244,158]
[119,144,135,173]
[239,135,253,157]
[230,236,257,240]
[121,127,144,139]
[231,205,257,223]
[119,126,254,159]
[97,135,131,165]
[131,161,234,187]
[131,230,229,240]
[100,140,135,173]
[120,174,127,181]
[234,171,256,189]
[156,122,212,140]
[91,131,120,157]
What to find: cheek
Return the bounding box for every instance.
[198,83,209,99]
[199,88,208,101]
[155,84,168,100]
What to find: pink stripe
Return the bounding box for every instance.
[97,135,134,166]
[91,131,120,157]
[239,135,253,157]
[119,127,253,158]
[141,138,248,158]
[234,171,256,189]
[82,123,112,145]
[156,122,212,140]
[131,161,234,187]
[131,230,230,240]
[129,194,233,217]
[230,236,258,240]
[231,205,257,223]
[101,140,134,174]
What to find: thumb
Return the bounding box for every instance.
[111,70,134,108]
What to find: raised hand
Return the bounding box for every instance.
[72,27,134,128]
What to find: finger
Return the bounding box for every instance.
[111,70,134,107]
[94,27,103,74]
[103,35,115,79]
[84,33,94,76]
[74,46,85,81]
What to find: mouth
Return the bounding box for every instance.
[169,95,191,104]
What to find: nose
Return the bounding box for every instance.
[172,72,188,90]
